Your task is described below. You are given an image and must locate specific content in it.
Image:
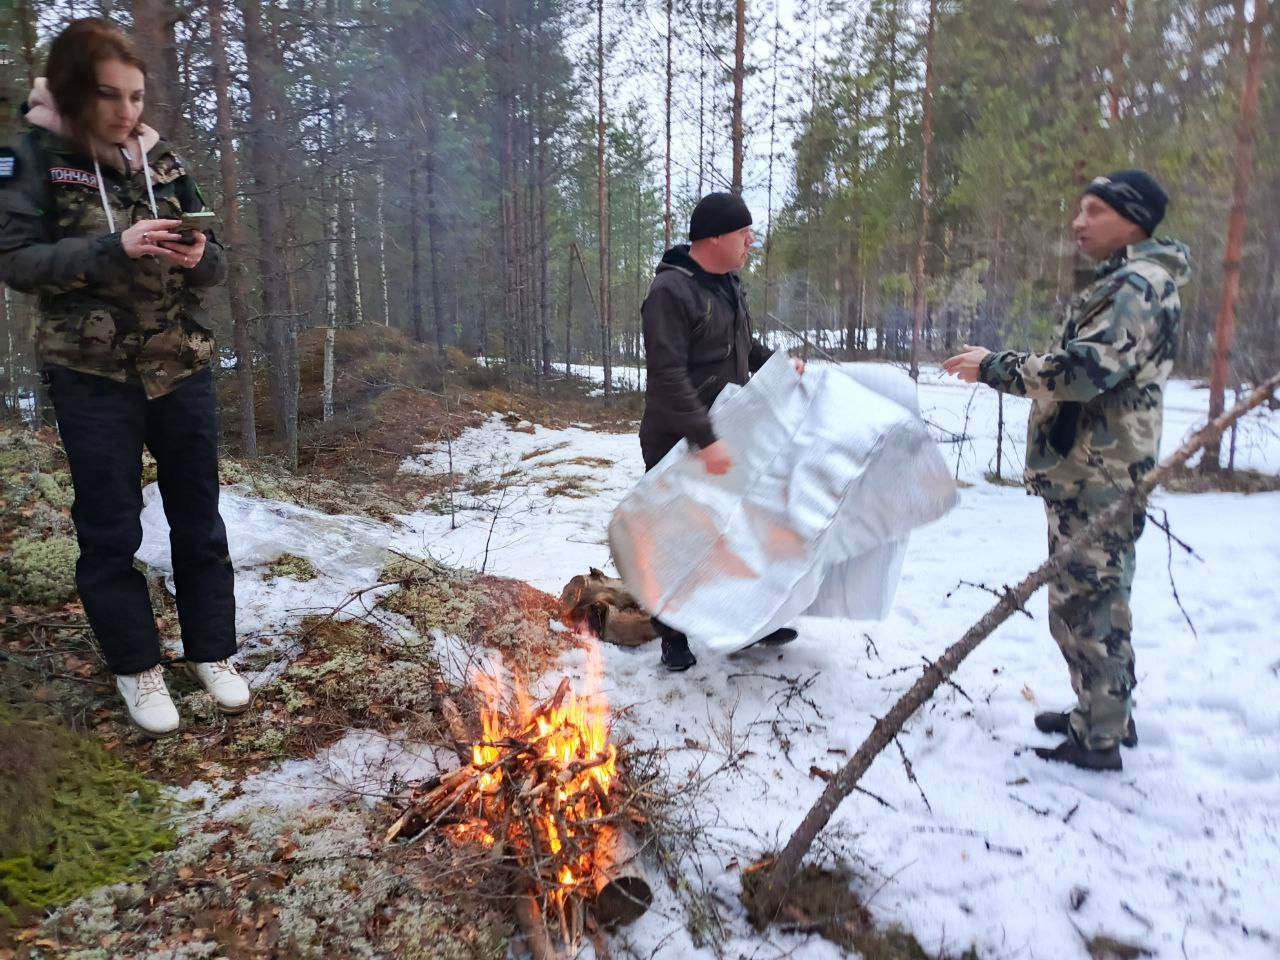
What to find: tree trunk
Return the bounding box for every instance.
[697,0,706,194]
[323,181,338,421]
[409,145,426,344]
[751,370,1280,921]
[239,0,296,467]
[129,0,183,139]
[209,0,258,458]
[762,4,781,337]
[1204,0,1270,471]
[1109,0,1128,122]
[323,46,340,423]
[565,243,574,377]
[376,129,390,327]
[16,0,38,86]
[909,0,937,381]
[536,79,552,376]
[425,121,446,351]
[664,0,674,248]
[572,241,604,375]
[731,0,746,195]
[597,0,612,396]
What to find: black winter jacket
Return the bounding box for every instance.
[639,245,772,466]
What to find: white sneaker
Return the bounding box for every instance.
[115,666,180,737]
[188,659,252,714]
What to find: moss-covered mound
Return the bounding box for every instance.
[378,556,564,673]
[0,707,174,928]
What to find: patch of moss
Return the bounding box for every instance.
[0,534,79,606]
[265,553,319,582]
[982,470,1023,488]
[0,707,174,927]
[543,477,594,499]
[33,470,76,510]
[382,902,507,959]
[741,864,979,960]
[0,428,57,476]
[377,557,561,672]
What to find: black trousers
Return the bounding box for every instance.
[47,366,236,674]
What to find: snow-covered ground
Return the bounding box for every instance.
[139,364,1280,959]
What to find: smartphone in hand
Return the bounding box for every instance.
[178,211,218,244]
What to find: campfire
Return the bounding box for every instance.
[388,657,651,954]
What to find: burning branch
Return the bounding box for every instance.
[389,661,653,956]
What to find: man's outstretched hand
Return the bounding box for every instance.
[942,344,991,384]
[696,440,733,476]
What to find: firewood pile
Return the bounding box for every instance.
[387,667,652,958]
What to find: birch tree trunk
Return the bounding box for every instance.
[909,0,937,381]
[731,0,746,195]
[597,0,612,396]
[664,0,673,248]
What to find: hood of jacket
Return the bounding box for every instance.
[1125,237,1192,288]
[24,77,161,170]
[655,244,739,283]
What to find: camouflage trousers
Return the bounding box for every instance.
[1044,499,1146,750]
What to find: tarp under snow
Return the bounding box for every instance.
[608,352,958,653]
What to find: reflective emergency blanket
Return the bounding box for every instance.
[608,353,957,653]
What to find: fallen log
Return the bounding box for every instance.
[592,825,653,926]
[750,370,1280,920]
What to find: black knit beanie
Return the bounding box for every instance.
[689,192,753,241]
[1084,170,1168,236]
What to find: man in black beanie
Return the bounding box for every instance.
[639,192,804,672]
[943,170,1190,773]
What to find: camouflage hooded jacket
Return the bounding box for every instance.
[0,99,226,399]
[979,237,1191,504]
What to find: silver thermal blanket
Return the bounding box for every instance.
[608,353,957,653]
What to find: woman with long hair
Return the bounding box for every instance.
[0,18,249,735]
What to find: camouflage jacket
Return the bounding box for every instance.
[979,238,1190,504]
[0,125,226,398]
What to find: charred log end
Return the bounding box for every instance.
[592,825,652,926]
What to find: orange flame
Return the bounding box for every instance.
[453,651,617,905]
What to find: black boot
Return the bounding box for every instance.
[1034,710,1138,748]
[1033,730,1122,772]
[660,634,697,672]
[752,628,798,648]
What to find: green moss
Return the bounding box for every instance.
[33,470,76,510]
[0,428,56,476]
[0,708,174,926]
[265,553,319,582]
[0,534,79,605]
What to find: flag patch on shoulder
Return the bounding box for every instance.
[0,148,17,180]
[49,166,100,189]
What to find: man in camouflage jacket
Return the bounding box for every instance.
[945,170,1190,772]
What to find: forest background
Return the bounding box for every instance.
[1,0,1275,470]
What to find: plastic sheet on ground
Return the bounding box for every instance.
[609,353,958,653]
